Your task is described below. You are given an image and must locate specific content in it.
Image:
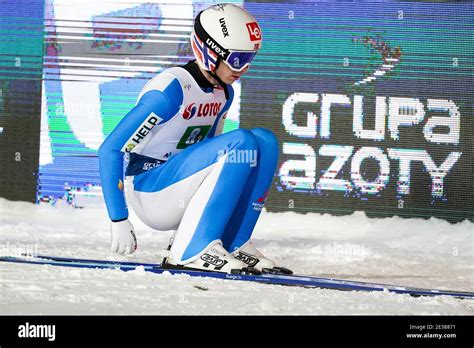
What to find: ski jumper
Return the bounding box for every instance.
[99,61,278,264]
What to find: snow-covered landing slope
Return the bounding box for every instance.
[0,198,473,315]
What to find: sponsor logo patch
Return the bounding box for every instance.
[235,251,259,267]
[182,103,197,119]
[246,22,261,41]
[121,113,161,152]
[219,18,229,37]
[200,253,229,270]
[201,253,225,267]
[205,38,226,57]
[182,102,222,119]
[252,190,269,211]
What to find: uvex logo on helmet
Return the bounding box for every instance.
[205,38,226,57]
[182,102,222,119]
[246,22,261,41]
[219,18,229,37]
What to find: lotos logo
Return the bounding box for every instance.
[183,102,222,119]
[246,22,261,41]
[183,103,197,119]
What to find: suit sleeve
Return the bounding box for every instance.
[98,79,183,221]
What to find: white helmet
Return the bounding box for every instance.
[191,3,262,73]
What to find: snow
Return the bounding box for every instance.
[0,198,473,315]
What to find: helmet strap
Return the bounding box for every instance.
[210,59,230,100]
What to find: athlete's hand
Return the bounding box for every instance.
[110,219,137,255]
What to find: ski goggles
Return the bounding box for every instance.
[223,50,257,72]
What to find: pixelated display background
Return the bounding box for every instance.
[0,1,472,222]
[240,1,473,222]
[0,0,44,201]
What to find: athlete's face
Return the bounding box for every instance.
[215,62,249,84]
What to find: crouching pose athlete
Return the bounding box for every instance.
[99,4,291,275]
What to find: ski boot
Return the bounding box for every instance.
[232,241,293,275]
[162,240,261,275]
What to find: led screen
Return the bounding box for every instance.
[240,1,473,222]
[0,0,472,222]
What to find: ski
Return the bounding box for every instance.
[1,254,473,299]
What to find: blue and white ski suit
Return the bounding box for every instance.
[99,62,278,264]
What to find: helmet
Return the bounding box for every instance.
[191,3,262,73]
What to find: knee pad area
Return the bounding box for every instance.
[250,128,278,148]
[228,129,259,151]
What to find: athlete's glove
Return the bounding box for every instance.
[110,219,137,255]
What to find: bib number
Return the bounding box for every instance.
[177,125,211,149]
